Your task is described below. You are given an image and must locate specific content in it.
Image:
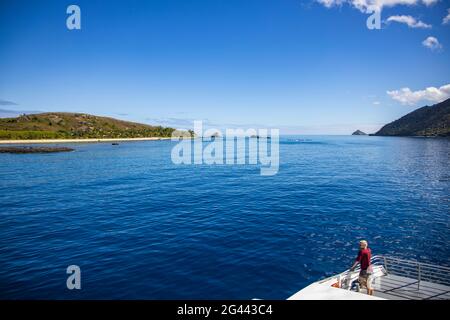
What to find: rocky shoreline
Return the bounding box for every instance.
[0,146,74,154]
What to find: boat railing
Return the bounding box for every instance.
[324,255,450,291]
[370,255,450,289]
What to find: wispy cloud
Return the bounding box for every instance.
[0,108,42,118]
[276,123,384,135]
[145,117,270,131]
[0,100,43,118]
[0,108,20,115]
[422,36,442,51]
[145,117,203,128]
[387,83,450,105]
[386,15,431,28]
[421,0,438,6]
[443,8,450,25]
[0,99,18,106]
[316,0,438,13]
[145,117,384,135]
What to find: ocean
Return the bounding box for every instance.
[0,136,449,299]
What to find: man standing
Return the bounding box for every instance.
[350,240,374,295]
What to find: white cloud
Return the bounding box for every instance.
[316,0,438,13]
[387,83,450,105]
[386,15,431,28]
[317,0,345,7]
[373,101,381,105]
[443,9,450,24]
[421,0,438,6]
[422,36,442,50]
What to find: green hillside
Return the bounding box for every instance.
[0,112,176,139]
[374,98,450,137]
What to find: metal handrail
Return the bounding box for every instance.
[321,255,450,290]
[371,255,450,271]
[371,255,450,287]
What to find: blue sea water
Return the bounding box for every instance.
[0,136,449,299]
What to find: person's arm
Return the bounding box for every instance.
[350,260,359,271]
[350,251,361,271]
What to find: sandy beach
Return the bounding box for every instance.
[0,137,171,144]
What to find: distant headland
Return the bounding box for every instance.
[373,98,450,137]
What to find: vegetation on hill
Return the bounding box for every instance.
[0,112,178,140]
[374,98,450,137]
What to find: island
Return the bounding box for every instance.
[374,98,450,137]
[352,130,367,135]
[0,112,179,142]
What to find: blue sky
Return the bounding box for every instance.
[0,0,449,134]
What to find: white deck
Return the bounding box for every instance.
[371,274,450,300]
